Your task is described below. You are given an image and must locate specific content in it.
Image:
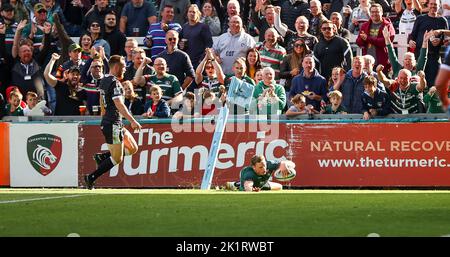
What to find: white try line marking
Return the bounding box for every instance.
[0,194,86,204]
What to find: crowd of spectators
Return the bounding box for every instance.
[0,0,448,120]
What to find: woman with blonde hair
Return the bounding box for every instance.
[180,4,214,68]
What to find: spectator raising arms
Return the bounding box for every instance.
[356,3,395,74]
[377,66,427,114]
[409,0,448,86]
[195,48,225,96]
[44,53,87,116]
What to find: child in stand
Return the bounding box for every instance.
[143,85,170,118]
[23,92,52,116]
[5,90,24,116]
[285,94,318,116]
[6,86,26,109]
[254,69,263,85]
[173,92,201,119]
[321,90,348,114]
[361,75,391,120]
[328,67,345,91]
[199,88,218,116]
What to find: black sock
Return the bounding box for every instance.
[89,157,115,182]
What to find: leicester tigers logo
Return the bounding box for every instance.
[27,134,62,176]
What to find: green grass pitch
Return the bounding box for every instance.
[1,189,450,237]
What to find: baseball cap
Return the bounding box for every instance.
[68,66,81,73]
[68,43,82,52]
[34,3,46,13]
[1,3,14,12]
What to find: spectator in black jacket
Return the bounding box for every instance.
[280,0,310,32]
[330,12,351,42]
[409,0,448,86]
[313,20,353,81]
[103,11,126,56]
[361,75,391,120]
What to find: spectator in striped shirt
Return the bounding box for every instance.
[256,28,286,82]
[144,5,182,60]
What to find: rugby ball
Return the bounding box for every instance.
[273,169,296,182]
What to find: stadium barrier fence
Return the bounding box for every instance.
[1,113,449,188]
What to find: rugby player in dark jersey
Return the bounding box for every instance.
[84,55,142,189]
[435,46,450,115]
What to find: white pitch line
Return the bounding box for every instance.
[0,194,85,204]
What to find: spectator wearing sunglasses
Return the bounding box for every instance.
[88,21,111,58]
[157,30,195,91]
[21,3,49,50]
[81,0,114,32]
[313,20,353,81]
[280,38,310,93]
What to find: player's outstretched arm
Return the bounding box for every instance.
[113,98,142,131]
